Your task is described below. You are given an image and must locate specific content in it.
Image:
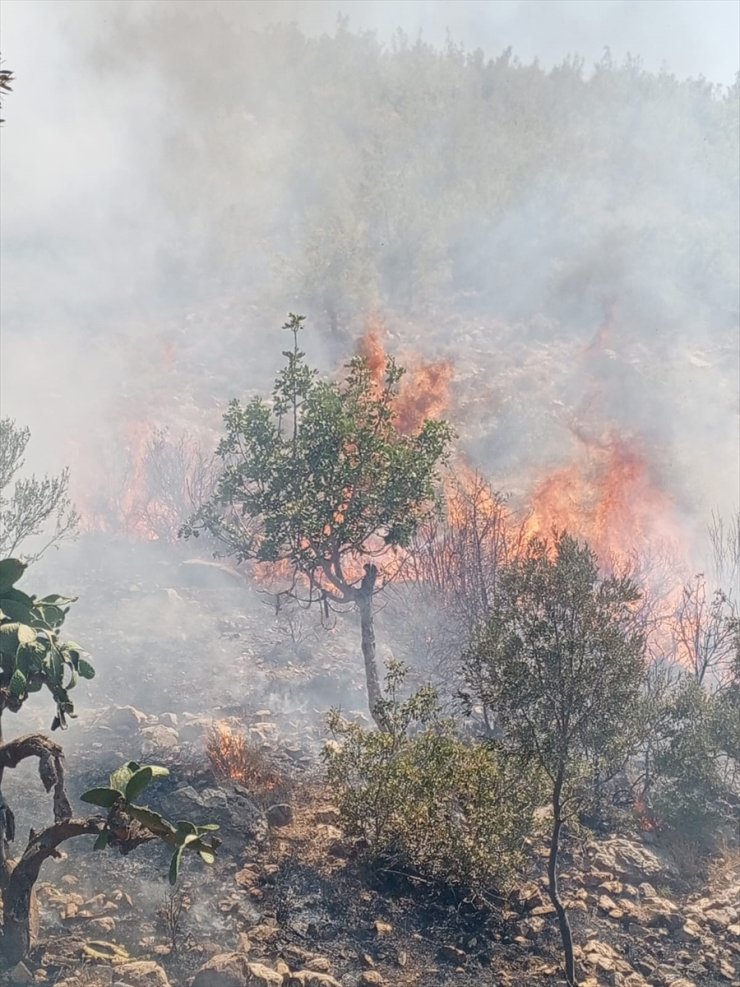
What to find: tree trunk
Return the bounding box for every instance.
[358,564,385,730]
[547,767,577,987]
[1,818,101,964]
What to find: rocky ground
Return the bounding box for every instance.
[1,540,737,987]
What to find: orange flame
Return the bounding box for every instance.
[523,431,686,576]
[206,721,282,792]
[358,319,453,434]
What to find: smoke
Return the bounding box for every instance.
[0,0,738,563]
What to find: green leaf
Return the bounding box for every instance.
[0,559,26,592]
[196,823,220,832]
[37,594,77,608]
[125,765,169,803]
[169,845,185,885]
[35,604,66,629]
[109,761,140,794]
[0,599,35,625]
[80,787,121,809]
[198,846,216,864]
[77,657,95,680]
[0,623,35,654]
[17,624,36,646]
[93,830,110,850]
[9,668,27,697]
[2,588,35,608]
[126,805,176,837]
[175,819,197,836]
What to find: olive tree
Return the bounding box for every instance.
[182,315,452,726]
[0,419,79,562]
[464,533,645,987]
[0,558,218,964]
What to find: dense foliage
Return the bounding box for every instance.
[325,662,540,897]
[184,316,452,721]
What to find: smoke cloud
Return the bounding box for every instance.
[0,0,738,566]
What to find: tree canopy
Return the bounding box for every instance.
[184,316,452,720]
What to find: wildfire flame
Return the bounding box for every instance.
[358,318,453,433]
[522,430,687,578]
[206,721,283,792]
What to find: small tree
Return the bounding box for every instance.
[465,533,645,986]
[182,315,452,726]
[0,558,218,963]
[0,419,79,562]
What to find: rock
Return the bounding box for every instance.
[374,920,392,936]
[114,962,171,987]
[304,957,333,972]
[161,785,268,846]
[286,975,341,987]
[8,963,34,985]
[358,974,385,986]
[587,838,675,881]
[245,964,285,986]
[140,724,179,753]
[192,955,283,987]
[192,953,250,987]
[266,802,293,827]
[107,705,150,730]
[436,944,467,965]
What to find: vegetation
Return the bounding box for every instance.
[183,316,452,726]
[0,419,79,563]
[0,558,218,964]
[462,533,646,986]
[325,662,540,898]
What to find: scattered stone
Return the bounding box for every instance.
[140,724,179,753]
[266,802,293,827]
[192,955,283,987]
[304,957,333,972]
[374,920,392,937]
[114,962,171,987]
[436,945,467,965]
[107,705,150,731]
[358,974,385,986]
[286,974,341,987]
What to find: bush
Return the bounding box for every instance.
[648,674,739,846]
[324,663,540,897]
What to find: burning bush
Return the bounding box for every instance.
[207,721,287,805]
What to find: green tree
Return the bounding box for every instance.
[182,316,452,727]
[0,558,218,963]
[0,419,79,562]
[464,533,645,986]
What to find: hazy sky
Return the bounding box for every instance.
[1,1,739,85]
[292,0,740,85]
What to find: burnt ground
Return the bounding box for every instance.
[1,537,738,987]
